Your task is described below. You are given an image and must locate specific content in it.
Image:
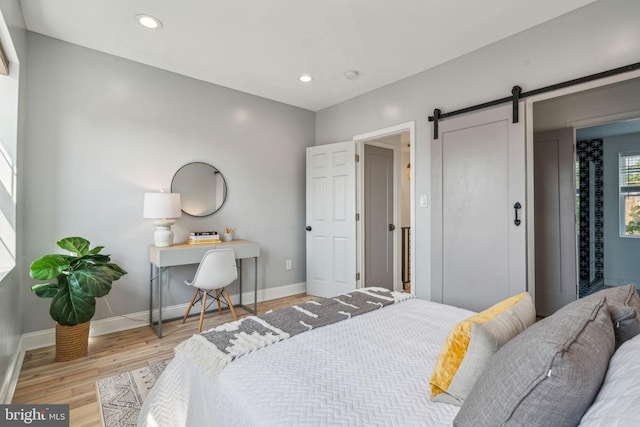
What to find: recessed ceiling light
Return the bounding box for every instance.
[299,74,314,83]
[345,70,359,80]
[136,14,163,30]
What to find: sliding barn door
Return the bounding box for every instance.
[432,103,526,312]
[306,142,357,298]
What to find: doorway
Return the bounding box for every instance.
[355,122,415,293]
[530,75,640,314]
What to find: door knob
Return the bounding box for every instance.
[388,224,396,231]
[306,226,312,231]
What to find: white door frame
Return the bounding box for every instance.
[354,122,415,294]
[525,69,640,302]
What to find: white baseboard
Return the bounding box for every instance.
[0,336,25,404]
[20,281,307,352]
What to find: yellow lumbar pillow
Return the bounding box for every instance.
[430,292,535,405]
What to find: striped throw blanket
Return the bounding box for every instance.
[174,287,413,380]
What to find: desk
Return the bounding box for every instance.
[149,240,260,338]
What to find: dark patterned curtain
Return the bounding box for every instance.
[576,139,604,297]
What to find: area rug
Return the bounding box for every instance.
[96,360,170,427]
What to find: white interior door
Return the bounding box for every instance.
[306,142,357,298]
[432,103,527,312]
[534,128,578,316]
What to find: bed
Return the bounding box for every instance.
[139,286,640,427]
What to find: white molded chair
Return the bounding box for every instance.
[182,249,238,332]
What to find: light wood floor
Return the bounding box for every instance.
[13,293,319,427]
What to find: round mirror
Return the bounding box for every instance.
[171,162,228,217]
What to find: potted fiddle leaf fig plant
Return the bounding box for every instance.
[30,236,127,361]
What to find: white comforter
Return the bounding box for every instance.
[579,333,640,426]
[139,298,474,427]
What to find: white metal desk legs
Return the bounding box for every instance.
[149,257,258,338]
[149,264,168,338]
[236,257,258,316]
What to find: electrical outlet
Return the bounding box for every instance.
[285,259,292,270]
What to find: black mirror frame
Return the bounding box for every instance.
[171,161,228,217]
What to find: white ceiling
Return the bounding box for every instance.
[19,0,597,111]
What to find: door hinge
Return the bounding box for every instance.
[356,213,360,221]
[356,272,360,281]
[355,154,360,162]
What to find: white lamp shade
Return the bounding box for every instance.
[143,192,182,219]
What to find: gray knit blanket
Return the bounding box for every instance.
[174,287,413,380]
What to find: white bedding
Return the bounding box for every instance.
[579,333,640,426]
[139,298,475,427]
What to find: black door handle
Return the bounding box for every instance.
[389,224,396,231]
[514,202,521,226]
[306,226,312,231]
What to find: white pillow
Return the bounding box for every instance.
[579,333,640,426]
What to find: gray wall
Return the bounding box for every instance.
[21,33,315,333]
[0,0,26,402]
[316,0,640,300]
[603,132,640,286]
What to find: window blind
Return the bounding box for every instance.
[619,152,640,194]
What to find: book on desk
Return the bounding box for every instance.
[187,231,221,244]
[186,238,221,244]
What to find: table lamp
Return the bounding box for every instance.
[143,192,182,247]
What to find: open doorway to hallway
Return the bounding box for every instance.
[356,126,413,293]
[530,75,640,316]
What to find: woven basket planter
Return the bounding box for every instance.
[55,321,90,362]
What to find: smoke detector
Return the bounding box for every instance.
[344,70,359,80]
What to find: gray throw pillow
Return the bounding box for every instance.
[582,285,640,348]
[582,284,640,309]
[608,303,640,349]
[454,296,614,427]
